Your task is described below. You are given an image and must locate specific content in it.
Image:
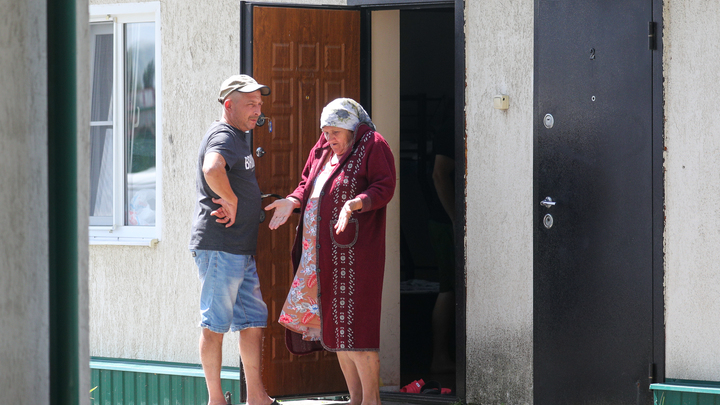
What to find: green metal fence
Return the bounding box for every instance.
[651,379,720,405]
[90,357,241,405]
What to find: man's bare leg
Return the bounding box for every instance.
[239,327,274,405]
[200,328,227,405]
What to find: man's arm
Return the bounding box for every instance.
[203,152,238,228]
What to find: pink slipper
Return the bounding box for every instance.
[400,379,425,393]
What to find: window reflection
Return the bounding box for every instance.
[124,22,156,226]
[89,23,113,225]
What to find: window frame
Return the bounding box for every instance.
[89,2,163,246]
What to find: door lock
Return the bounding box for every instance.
[256,113,272,132]
[543,113,554,129]
[543,214,554,229]
[540,196,556,208]
[256,113,267,127]
[255,147,265,158]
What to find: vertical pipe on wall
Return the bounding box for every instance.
[48,0,79,404]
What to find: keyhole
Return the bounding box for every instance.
[590,48,596,60]
[543,214,554,229]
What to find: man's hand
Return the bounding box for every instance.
[264,198,297,230]
[211,197,238,228]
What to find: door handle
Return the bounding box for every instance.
[540,196,556,208]
[259,193,284,223]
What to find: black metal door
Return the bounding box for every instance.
[534,1,655,404]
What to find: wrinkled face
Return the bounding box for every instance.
[322,126,354,156]
[226,90,263,132]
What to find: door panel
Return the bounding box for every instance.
[534,1,654,404]
[251,6,361,397]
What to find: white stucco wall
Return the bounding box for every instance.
[0,0,89,403]
[87,0,540,402]
[464,1,534,404]
[89,0,244,366]
[78,1,92,402]
[0,0,49,402]
[88,0,350,368]
[663,1,720,381]
[84,0,720,398]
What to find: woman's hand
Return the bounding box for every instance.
[334,198,362,234]
[264,198,298,230]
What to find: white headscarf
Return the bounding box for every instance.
[320,98,376,132]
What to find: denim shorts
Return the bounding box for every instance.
[192,250,268,333]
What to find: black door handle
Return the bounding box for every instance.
[259,193,283,223]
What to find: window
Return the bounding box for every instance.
[89,2,162,245]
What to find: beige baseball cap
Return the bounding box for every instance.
[218,74,270,103]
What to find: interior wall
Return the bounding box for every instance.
[0,1,50,403]
[371,9,402,391]
[663,1,720,381]
[464,0,534,403]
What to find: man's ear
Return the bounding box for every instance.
[223,98,232,109]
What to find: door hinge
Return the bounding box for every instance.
[648,22,657,50]
[648,363,656,386]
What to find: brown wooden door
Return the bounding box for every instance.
[250,6,361,397]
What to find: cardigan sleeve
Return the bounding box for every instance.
[356,132,396,213]
[287,149,316,204]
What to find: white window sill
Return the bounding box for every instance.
[89,236,159,247]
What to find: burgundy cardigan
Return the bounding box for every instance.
[285,124,396,354]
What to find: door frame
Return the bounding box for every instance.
[240,1,468,402]
[650,0,665,385]
[531,0,666,391]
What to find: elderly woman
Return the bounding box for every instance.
[265,98,395,405]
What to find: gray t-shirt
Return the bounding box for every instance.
[189,121,261,255]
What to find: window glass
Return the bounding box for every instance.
[90,23,114,225]
[124,22,156,226]
[89,4,161,243]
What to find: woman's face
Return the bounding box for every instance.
[322,126,354,156]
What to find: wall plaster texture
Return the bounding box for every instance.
[0,0,90,402]
[78,2,92,402]
[663,0,720,382]
[88,0,364,370]
[464,0,534,404]
[0,1,49,403]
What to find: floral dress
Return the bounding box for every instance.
[278,160,335,341]
[278,198,321,340]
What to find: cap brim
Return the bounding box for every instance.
[236,83,271,96]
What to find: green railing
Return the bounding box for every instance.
[90,357,241,405]
[651,379,720,405]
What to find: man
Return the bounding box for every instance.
[189,75,277,405]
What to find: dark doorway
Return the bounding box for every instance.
[398,7,457,396]
[533,0,661,404]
